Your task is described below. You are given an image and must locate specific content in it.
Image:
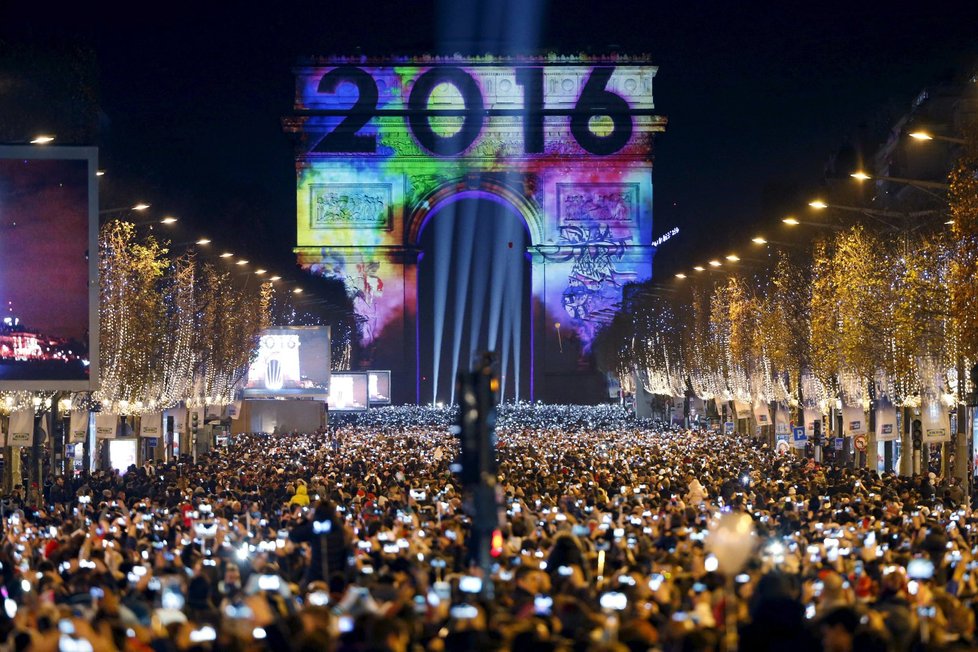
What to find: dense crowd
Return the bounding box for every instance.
[0,403,975,651]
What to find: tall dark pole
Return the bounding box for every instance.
[454,352,500,600]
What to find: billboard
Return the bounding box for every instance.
[368,370,391,404]
[328,372,369,411]
[0,146,98,390]
[243,326,331,398]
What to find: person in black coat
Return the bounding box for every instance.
[289,499,351,589]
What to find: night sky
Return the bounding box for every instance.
[2,0,977,286]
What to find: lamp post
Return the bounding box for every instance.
[908,130,967,145]
[99,203,151,216]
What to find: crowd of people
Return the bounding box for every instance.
[0,403,975,651]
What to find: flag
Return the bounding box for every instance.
[922,398,950,443]
[69,410,89,443]
[140,412,162,438]
[752,400,771,426]
[8,409,34,447]
[734,400,751,420]
[774,405,790,436]
[842,404,865,436]
[95,413,118,439]
[804,408,821,436]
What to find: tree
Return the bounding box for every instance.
[948,128,978,363]
[97,220,171,408]
[190,264,271,405]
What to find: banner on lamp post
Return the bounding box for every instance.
[922,399,950,443]
[69,410,89,443]
[804,408,821,436]
[7,409,33,447]
[94,413,117,439]
[876,407,898,441]
[163,407,185,439]
[842,404,866,437]
[875,389,898,442]
[140,412,162,438]
[774,406,790,436]
[733,400,751,420]
[752,400,771,426]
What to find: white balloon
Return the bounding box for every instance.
[707,512,756,574]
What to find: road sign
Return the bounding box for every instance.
[792,426,807,443]
[833,437,844,451]
[724,421,734,434]
[853,434,867,452]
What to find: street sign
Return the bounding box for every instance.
[792,426,807,443]
[853,434,867,452]
[144,437,159,447]
[724,421,734,434]
[833,437,844,451]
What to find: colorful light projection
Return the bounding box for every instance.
[286,55,665,401]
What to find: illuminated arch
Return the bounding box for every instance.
[406,177,544,247]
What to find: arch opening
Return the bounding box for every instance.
[416,195,532,404]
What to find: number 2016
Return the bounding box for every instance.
[312,66,634,156]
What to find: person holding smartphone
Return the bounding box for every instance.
[289,500,351,590]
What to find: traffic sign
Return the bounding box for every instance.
[792,426,807,443]
[833,437,844,451]
[724,421,734,434]
[853,434,867,452]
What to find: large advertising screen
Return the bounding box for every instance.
[243,326,331,398]
[368,370,391,404]
[0,147,98,390]
[328,372,369,411]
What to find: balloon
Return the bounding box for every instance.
[707,512,756,574]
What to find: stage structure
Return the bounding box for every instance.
[285,55,666,404]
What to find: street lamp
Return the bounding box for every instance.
[30,135,55,145]
[808,199,937,222]
[195,238,211,245]
[99,203,151,216]
[219,252,234,258]
[908,130,967,145]
[752,237,767,245]
[160,216,178,224]
[850,170,948,192]
[725,254,740,262]
[675,273,687,279]
[783,217,800,226]
[708,260,722,267]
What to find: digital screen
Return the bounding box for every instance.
[328,372,369,411]
[368,370,391,404]
[0,147,98,390]
[108,439,137,476]
[243,326,331,398]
